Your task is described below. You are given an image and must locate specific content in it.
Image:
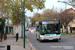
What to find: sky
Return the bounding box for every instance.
[25,0,72,17]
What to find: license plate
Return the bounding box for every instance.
[49,37,53,40]
[49,38,53,40]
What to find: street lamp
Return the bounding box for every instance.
[57,0,67,10]
[12,5,22,8]
[22,0,25,48]
[58,0,67,33]
[12,5,23,39]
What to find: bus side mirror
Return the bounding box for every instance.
[37,26,39,28]
[60,23,62,28]
[39,22,42,25]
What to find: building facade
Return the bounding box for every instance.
[61,8,75,33]
[25,16,33,27]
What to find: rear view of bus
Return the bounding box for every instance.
[36,19,62,42]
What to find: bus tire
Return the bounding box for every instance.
[39,39,42,42]
[55,40,58,42]
[39,36,42,42]
[36,34,38,40]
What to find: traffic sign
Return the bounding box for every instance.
[63,29,66,32]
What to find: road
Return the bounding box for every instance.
[26,31,75,50]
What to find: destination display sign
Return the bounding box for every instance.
[42,21,59,24]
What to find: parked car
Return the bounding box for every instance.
[25,28,29,31]
[29,28,36,32]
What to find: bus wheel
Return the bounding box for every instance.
[36,34,38,40]
[55,40,58,42]
[39,36,42,42]
[39,39,42,42]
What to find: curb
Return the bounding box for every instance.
[26,37,36,50]
[29,42,36,50]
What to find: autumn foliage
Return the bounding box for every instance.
[32,8,57,24]
[32,8,75,33]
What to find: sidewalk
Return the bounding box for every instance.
[0,34,34,50]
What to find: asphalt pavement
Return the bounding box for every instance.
[25,31,75,50]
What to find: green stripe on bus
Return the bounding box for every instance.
[57,34,61,36]
[40,34,61,36]
[40,35,44,36]
[45,34,54,36]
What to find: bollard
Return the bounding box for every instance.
[7,45,10,50]
[16,33,18,42]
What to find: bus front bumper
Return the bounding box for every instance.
[40,36,61,40]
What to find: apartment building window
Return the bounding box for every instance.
[73,27,75,30]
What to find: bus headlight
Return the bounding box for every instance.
[57,36,61,40]
[40,36,44,39]
[57,36,61,39]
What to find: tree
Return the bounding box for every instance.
[41,8,55,19]
[25,0,45,11]
[57,9,74,33]
[58,0,75,8]
[0,18,5,41]
[33,13,41,17]
[0,0,46,21]
[32,7,59,24]
[0,0,12,33]
[66,0,75,8]
[0,0,45,35]
[32,16,45,24]
[11,7,21,25]
[32,13,45,24]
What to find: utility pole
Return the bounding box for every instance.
[21,0,23,38]
[21,0,25,48]
[23,0,25,48]
[58,0,67,33]
[7,0,10,34]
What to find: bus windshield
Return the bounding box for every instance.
[42,24,60,33]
